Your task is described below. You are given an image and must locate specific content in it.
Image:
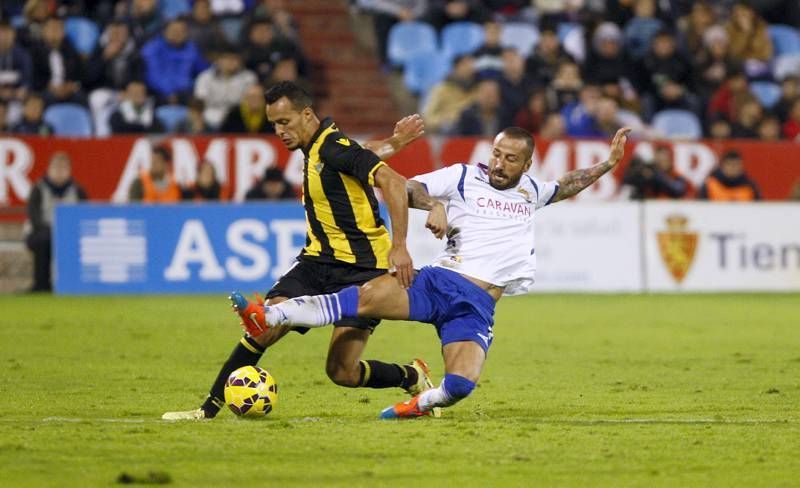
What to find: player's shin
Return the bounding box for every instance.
[265,286,360,327]
[417,374,476,411]
[201,336,266,417]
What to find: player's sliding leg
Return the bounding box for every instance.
[162,297,292,420]
[380,341,485,419]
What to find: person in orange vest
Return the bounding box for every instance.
[128,145,182,203]
[698,149,761,201]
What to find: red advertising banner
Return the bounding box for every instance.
[1,135,798,221]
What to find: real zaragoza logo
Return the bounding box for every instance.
[657,215,698,284]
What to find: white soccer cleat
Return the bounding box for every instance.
[161,408,206,421]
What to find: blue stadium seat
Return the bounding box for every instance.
[387,21,438,67]
[44,103,93,137]
[769,24,800,56]
[403,52,452,96]
[155,105,189,132]
[441,21,484,59]
[65,17,100,56]
[557,22,580,42]
[773,53,800,80]
[750,81,782,108]
[160,0,191,19]
[651,109,702,140]
[500,23,539,58]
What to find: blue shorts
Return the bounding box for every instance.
[407,266,496,353]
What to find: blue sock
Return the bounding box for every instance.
[334,286,359,318]
[442,374,476,401]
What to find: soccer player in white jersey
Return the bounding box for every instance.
[231,126,631,418]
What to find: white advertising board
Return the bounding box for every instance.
[643,202,800,291]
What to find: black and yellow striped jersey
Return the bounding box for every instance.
[300,117,391,269]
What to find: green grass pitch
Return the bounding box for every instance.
[1,293,799,486]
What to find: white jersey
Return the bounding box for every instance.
[412,163,559,295]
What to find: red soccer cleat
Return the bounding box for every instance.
[229,291,268,337]
[379,395,430,419]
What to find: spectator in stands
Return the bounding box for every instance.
[245,167,296,200]
[11,92,52,135]
[756,114,782,141]
[109,80,164,133]
[679,2,716,57]
[141,18,209,105]
[782,98,800,141]
[498,50,532,123]
[692,25,742,107]
[128,145,182,203]
[561,83,601,137]
[422,53,476,134]
[539,111,565,139]
[242,16,306,84]
[126,0,163,45]
[17,0,51,48]
[583,22,631,88]
[182,160,228,201]
[220,83,273,133]
[592,96,623,137]
[0,100,9,132]
[622,145,692,200]
[534,0,579,26]
[176,97,212,134]
[425,0,489,31]
[707,70,749,123]
[357,0,428,66]
[30,16,85,105]
[698,150,761,201]
[623,0,664,60]
[774,75,800,124]
[84,20,144,92]
[0,20,33,106]
[708,116,732,139]
[264,55,309,92]
[248,0,300,40]
[513,88,547,134]
[546,60,582,109]
[473,20,504,77]
[208,0,248,16]
[725,1,772,77]
[25,151,87,291]
[525,25,573,88]
[453,78,505,136]
[636,29,698,120]
[194,45,257,129]
[187,0,227,59]
[730,97,762,138]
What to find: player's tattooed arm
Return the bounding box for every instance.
[407,180,447,239]
[552,128,631,203]
[363,114,425,160]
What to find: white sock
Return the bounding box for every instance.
[417,383,453,411]
[265,294,342,328]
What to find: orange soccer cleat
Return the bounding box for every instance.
[229,291,268,337]
[379,395,430,420]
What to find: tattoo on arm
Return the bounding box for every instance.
[552,160,614,202]
[406,180,439,210]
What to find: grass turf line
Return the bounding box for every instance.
[0,293,798,486]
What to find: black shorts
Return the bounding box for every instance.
[265,258,387,333]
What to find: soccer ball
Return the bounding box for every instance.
[224,366,278,417]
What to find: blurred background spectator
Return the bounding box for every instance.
[84,20,143,93]
[128,146,181,203]
[219,83,273,133]
[0,19,32,111]
[454,77,505,136]
[177,97,212,134]
[141,17,208,105]
[12,91,52,135]
[357,0,428,66]
[622,145,692,200]
[193,45,257,129]
[698,150,761,201]
[31,16,84,105]
[422,53,476,134]
[245,167,296,200]
[25,151,87,291]
[182,160,228,201]
[109,80,163,133]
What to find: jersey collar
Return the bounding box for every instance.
[302,117,335,157]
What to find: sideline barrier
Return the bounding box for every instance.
[54,202,800,294]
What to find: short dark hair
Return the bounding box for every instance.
[722,149,742,161]
[153,145,172,162]
[500,127,535,160]
[265,81,312,110]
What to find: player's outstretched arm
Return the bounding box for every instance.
[551,128,631,203]
[374,166,414,288]
[363,114,425,160]
[407,180,447,239]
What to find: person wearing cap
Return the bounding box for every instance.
[245,167,296,201]
[128,146,182,203]
[698,150,761,201]
[583,22,630,87]
[194,44,258,129]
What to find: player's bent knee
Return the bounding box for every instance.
[325,362,360,387]
[443,374,476,402]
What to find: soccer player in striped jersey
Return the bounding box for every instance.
[163,81,438,420]
[231,126,631,418]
